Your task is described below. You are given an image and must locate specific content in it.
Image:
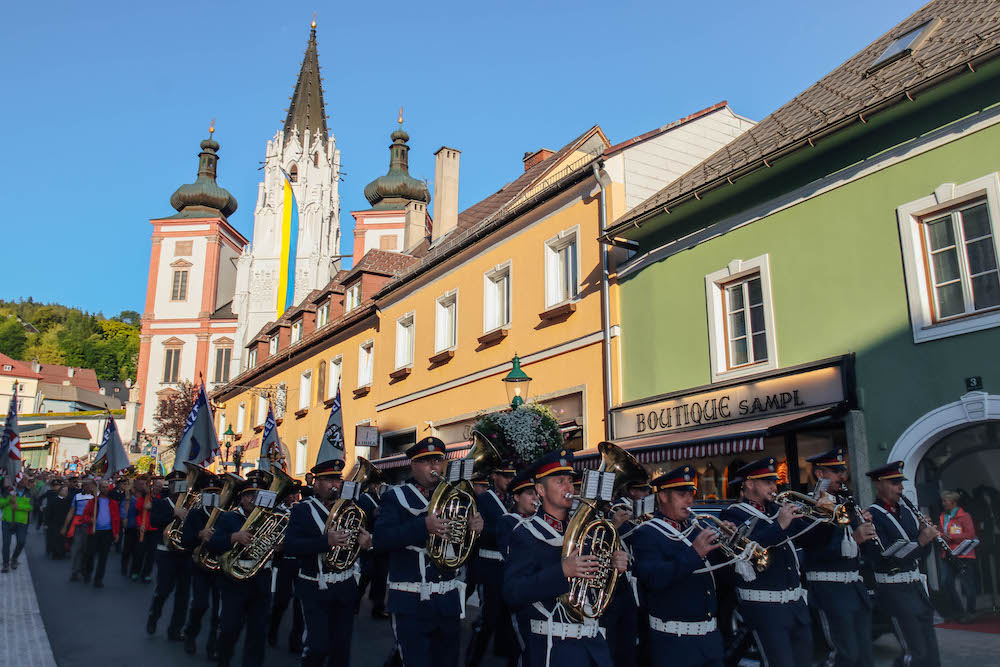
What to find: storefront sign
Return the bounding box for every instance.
[355,425,379,449]
[613,365,845,439]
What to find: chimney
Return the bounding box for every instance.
[404,200,427,252]
[67,367,75,378]
[31,359,40,373]
[523,148,554,172]
[432,147,461,243]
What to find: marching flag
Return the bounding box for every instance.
[275,169,300,317]
[317,384,345,466]
[260,401,285,470]
[0,386,21,484]
[92,415,131,478]
[173,383,220,472]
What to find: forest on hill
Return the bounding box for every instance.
[0,298,140,382]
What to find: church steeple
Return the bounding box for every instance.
[168,122,238,220]
[284,18,329,146]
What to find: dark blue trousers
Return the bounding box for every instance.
[392,610,460,667]
[296,578,357,665]
[217,574,271,667]
[741,600,813,667]
[809,581,874,667]
[185,566,220,652]
[601,588,638,667]
[150,549,191,635]
[648,630,723,667]
[877,583,941,667]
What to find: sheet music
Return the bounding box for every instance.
[953,539,979,556]
[883,539,918,558]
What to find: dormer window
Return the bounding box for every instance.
[288,165,298,183]
[269,335,279,355]
[317,302,330,327]
[345,283,361,313]
[247,347,257,369]
[2,365,12,372]
[291,320,303,344]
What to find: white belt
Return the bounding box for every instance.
[875,569,921,584]
[737,587,804,604]
[389,579,462,596]
[298,570,355,585]
[478,549,503,561]
[529,619,600,639]
[649,615,717,636]
[806,571,862,584]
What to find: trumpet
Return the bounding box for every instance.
[775,490,851,525]
[692,513,770,572]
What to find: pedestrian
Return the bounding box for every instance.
[938,489,978,623]
[44,480,71,559]
[62,479,96,582]
[1,476,33,573]
[109,478,127,553]
[121,476,144,578]
[82,480,121,588]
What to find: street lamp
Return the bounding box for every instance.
[503,355,532,409]
[223,425,235,470]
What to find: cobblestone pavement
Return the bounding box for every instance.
[0,525,57,666]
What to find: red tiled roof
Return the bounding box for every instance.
[341,249,420,283]
[0,353,43,379]
[34,363,101,392]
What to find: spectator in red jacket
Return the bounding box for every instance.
[81,480,121,589]
[938,489,977,622]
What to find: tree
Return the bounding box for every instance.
[22,326,66,364]
[153,379,196,452]
[0,317,28,359]
[113,310,141,328]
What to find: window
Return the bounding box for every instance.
[289,164,298,183]
[162,348,181,383]
[213,347,232,383]
[435,291,458,352]
[171,270,188,301]
[175,240,193,256]
[358,340,374,387]
[395,313,415,369]
[545,227,580,307]
[380,235,398,251]
[257,394,268,425]
[2,364,11,372]
[868,18,939,74]
[898,174,1000,343]
[291,320,303,344]
[218,412,227,439]
[237,402,246,434]
[345,283,361,312]
[484,263,512,332]
[317,361,326,404]
[705,255,778,382]
[246,347,257,369]
[299,371,312,410]
[296,437,308,475]
[269,335,279,355]
[317,302,330,328]
[329,356,342,397]
[313,152,319,167]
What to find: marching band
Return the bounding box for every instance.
[121,439,950,667]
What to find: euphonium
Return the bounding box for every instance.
[425,430,505,569]
[164,462,211,552]
[692,513,770,572]
[775,490,851,525]
[193,473,243,572]
[324,457,384,572]
[221,467,296,581]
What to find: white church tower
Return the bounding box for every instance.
[233,20,341,370]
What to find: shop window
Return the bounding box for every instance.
[705,254,778,382]
[484,262,512,332]
[396,313,415,369]
[435,291,458,352]
[544,227,580,307]
[898,173,1000,343]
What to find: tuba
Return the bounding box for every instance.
[692,513,770,571]
[425,430,505,569]
[193,473,244,572]
[163,463,212,552]
[323,457,384,572]
[775,490,851,525]
[221,467,296,581]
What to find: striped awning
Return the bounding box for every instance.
[372,442,472,470]
[572,437,764,470]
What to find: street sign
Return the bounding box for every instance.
[355,425,379,449]
[966,376,983,392]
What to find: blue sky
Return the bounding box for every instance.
[0,0,925,316]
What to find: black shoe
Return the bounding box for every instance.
[206,645,217,660]
[94,581,104,588]
[371,608,390,620]
[184,635,197,655]
[11,559,18,570]
[289,635,302,654]
[146,616,157,635]
[167,630,184,641]
[267,626,278,648]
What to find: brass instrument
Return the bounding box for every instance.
[193,473,243,572]
[775,490,851,525]
[692,513,770,572]
[163,463,212,552]
[599,441,650,500]
[221,467,296,581]
[324,457,384,572]
[426,430,505,569]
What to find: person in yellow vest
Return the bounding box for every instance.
[1,477,34,572]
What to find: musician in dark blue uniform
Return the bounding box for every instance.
[801,448,877,667]
[205,470,273,667]
[504,449,628,667]
[147,470,193,641]
[285,459,371,667]
[631,465,731,667]
[269,482,305,654]
[357,480,390,619]
[495,469,538,667]
[466,459,516,667]
[719,457,813,667]
[374,437,483,667]
[867,461,942,667]
[182,472,224,658]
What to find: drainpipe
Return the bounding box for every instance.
[593,162,614,440]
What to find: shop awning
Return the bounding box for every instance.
[573,406,834,470]
[371,442,473,470]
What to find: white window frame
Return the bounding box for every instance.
[299,370,312,410]
[246,347,257,369]
[328,355,342,397]
[236,402,246,434]
[317,303,330,328]
[434,290,459,353]
[295,437,308,476]
[269,335,279,355]
[291,320,303,343]
[256,394,268,426]
[395,312,415,370]
[345,283,361,312]
[358,339,374,388]
[898,173,1000,343]
[705,254,779,382]
[544,225,581,308]
[483,261,512,333]
[218,411,227,439]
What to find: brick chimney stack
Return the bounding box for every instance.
[522,148,554,172]
[432,147,461,243]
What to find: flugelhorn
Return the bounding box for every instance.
[692,513,770,572]
[221,467,296,581]
[775,490,851,525]
[193,473,243,572]
[324,457,384,572]
[163,463,212,552]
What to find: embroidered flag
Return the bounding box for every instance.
[0,386,21,484]
[92,415,131,478]
[317,384,345,466]
[173,383,220,471]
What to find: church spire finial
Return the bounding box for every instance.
[398,106,404,127]
[311,11,316,29]
[209,118,215,137]
[283,21,328,146]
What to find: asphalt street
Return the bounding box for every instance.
[23,529,507,667]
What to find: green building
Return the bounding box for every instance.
[602,0,1000,534]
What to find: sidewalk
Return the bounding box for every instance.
[0,526,57,667]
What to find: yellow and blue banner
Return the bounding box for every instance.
[276,169,300,316]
